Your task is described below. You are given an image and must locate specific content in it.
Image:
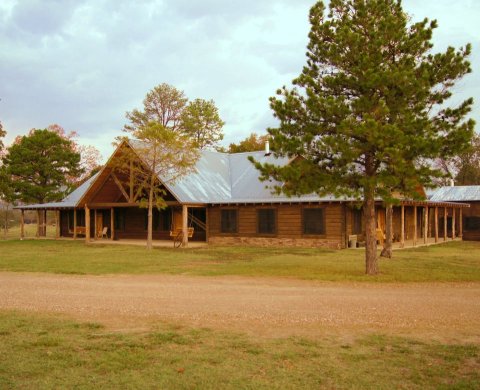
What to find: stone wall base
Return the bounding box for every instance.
[208,236,342,249]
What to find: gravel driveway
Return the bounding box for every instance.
[1,272,479,341]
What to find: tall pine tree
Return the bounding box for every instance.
[253,0,474,274]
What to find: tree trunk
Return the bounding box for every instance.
[364,186,378,275]
[147,176,154,251]
[3,204,7,239]
[380,204,393,259]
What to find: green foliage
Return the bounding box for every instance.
[181,99,225,149]
[0,121,5,153]
[255,0,474,200]
[454,134,480,185]
[228,133,269,153]
[124,83,225,150]
[124,83,188,133]
[117,122,200,249]
[252,0,475,273]
[1,129,82,204]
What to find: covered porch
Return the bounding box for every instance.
[375,200,469,248]
[16,203,208,248]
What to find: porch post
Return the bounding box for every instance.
[413,206,417,247]
[182,204,188,248]
[444,207,447,241]
[129,159,134,202]
[43,209,47,237]
[400,205,405,248]
[110,208,114,240]
[434,207,438,243]
[55,210,60,239]
[73,209,77,240]
[85,205,90,243]
[36,209,40,237]
[423,206,428,244]
[94,209,98,240]
[459,208,463,238]
[452,207,456,240]
[20,209,25,240]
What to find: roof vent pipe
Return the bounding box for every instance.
[450,179,455,187]
[265,140,270,156]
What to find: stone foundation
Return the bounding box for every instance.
[208,236,342,249]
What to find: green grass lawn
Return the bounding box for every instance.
[0,311,478,389]
[1,239,480,282]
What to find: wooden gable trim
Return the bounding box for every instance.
[111,172,130,202]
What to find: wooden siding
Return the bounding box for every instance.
[459,201,480,241]
[208,203,344,248]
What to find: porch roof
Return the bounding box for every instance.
[429,186,480,202]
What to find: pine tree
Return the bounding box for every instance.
[2,129,82,204]
[253,0,475,274]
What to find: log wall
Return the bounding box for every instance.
[208,203,344,249]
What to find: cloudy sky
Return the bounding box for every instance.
[1,0,479,160]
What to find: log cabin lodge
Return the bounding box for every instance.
[16,140,475,249]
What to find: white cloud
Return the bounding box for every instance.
[0,0,478,159]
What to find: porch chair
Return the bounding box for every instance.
[100,226,108,239]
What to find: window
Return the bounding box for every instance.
[303,208,325,235]
[352,209,362,234]
[257,209,276,234]
[465,216,480,230]
[221,209,238,233]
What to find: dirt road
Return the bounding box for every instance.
[0,272,479,341]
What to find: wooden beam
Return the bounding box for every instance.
[111,172,130,202]
[444,207,447,242]
[85,205,91,243]
[459,208,463,238]
[110,208,114,240]
[129,159,134,202]
[133,176,149,202]
[36,210,40,237]
[55,210,60,239]
[73,209,77,240]
[20,209,25,240]
[205,207,209,244]
[182,204,188,248]
[434,207,438,243]
[94,209,98,239]
[400,205,405,248]
[88,201,181,208]
[413,206,417,247]
[423,206,428,244]
[452,207,456,240]
[44,210,47,237]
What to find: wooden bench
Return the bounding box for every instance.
[69,226,87,236]
[169,227,194,239]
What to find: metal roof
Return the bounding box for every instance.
[170,149,349,204]
[19,141,474,209]
[429,186,480,202]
